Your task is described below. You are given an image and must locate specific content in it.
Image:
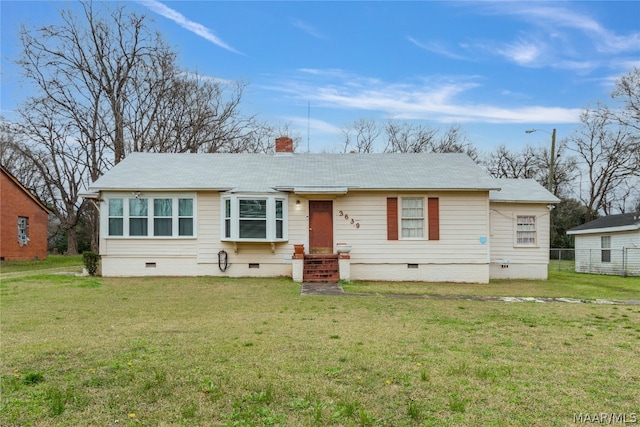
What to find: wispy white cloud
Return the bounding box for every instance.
[178,71,236,86]
[270,70,581,125]
[296,68,383,88]
[468,38,548,68]
[463,3,639,71]
[618,59,640,71]
[291,19,326,40]
[495,38,542,66]
[297,68,352,78]
[508,5,640,54]
[136,0,242,54]
[284,116,342,135]
[500,89,531,100]
[407,37,468,60]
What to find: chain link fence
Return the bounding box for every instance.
[550,248,640,277]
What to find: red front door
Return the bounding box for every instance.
[309,201,333,254]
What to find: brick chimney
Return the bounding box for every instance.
[275,136,294,154]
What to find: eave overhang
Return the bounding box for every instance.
[567,224,640,235]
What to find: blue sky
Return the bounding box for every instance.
[2,1,639,153]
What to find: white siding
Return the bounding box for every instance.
[100,255,293,277]
[350,263,490,283]
[331,191,489,263]
[489,202,552,280]
[195,194,303,277]
[99,190,553,282]
[103,239,197,257]
[574,230,640,275]
[99,192,201,277]
[196,192,219,263]
[327,191,491,282]
[100,191,302,277]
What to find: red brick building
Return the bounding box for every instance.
[1,166,51,261]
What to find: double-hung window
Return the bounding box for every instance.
[222,194,288,242]
[129,199,148,236]
[224,199,232,239]
[388,196,439,241]
[106,195,195,238]
[601,236,611,263]
[275,200,284,239]
[178,199,194,236]
[154,199,173,236]
[108,199,124,236]
[401,197,424,238]
[516,216,536,246]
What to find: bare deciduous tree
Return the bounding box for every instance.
[15,2,173,252]
[341,118,380,153]
[484,141,576,197]
[340,119,479,156]
[604,181,640,214]
[611,66,640,133]
[17,1,173,168]
[484,144,542,180]
[432,124,478,160]
[569,106,638,220]
[610,67,640,184]
[383,120,438,153]
[134,74,255,154]
[0,118,44,193]
[12,97,89,254]
[14,2,262,252]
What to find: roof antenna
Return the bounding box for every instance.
[307,101,310,153]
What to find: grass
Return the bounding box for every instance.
[1,273,639,426]
[0,255,83,275]
[343,269,640,300]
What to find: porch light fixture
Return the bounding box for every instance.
[296,199,301,207]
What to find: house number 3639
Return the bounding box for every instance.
[338,210,360,228]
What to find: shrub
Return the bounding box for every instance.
[82,251,100,276]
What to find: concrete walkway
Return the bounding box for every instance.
[301,282,348,296]
[300,282,640,305]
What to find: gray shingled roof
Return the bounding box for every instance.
[489,179,560,204]
[567,212,640,234]
[90,152,501,192]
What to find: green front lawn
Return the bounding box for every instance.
[1,274,639,426]
[343,269,640,301]
[0,255,83,274]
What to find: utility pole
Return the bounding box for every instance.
[548,128,556,194]
[525,128,557,194]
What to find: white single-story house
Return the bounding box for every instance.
[487,178,560,280]
[83,137,559,283]
[567,212,640,276]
